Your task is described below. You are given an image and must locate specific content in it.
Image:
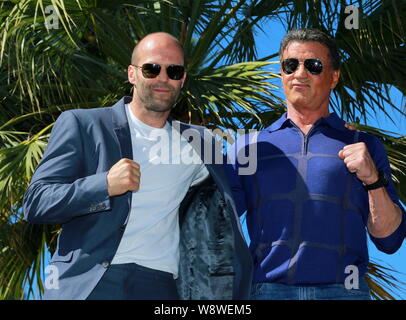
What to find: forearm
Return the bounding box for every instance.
[23,172,111,224]
[367,187,403,238]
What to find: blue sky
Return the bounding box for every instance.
[245,18,406,299]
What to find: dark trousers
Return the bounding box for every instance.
[86,263,179,300]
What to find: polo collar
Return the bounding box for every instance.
[265,112,290,132]
[320,112,347,132]
[265,111,347,133]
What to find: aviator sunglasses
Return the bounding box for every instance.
[132,63,185,80]
[281,58,323,75]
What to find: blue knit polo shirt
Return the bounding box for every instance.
[225,112,406,285]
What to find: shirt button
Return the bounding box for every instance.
[101,261,110,268]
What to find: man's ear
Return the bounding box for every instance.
[128,65,136,85]
[331,69,340,89]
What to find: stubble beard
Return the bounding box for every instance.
[138,82,180,113]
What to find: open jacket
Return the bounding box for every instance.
[23,96,253,300]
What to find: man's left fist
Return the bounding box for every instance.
[338,142,378,185]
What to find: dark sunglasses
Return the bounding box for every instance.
[132,63,185,80]
[281,58,323,75]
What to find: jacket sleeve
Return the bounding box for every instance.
[23,111,111,225]
[366,135,406,254]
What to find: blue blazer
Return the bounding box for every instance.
[23,96,253,300]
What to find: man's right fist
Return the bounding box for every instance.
[107,158,141,196]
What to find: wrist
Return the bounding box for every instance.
[362,170,379,185]
[363,170,389,191]
[106,171,113,196]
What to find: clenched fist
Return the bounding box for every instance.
[338,142,378,185]
[107,158,141,196]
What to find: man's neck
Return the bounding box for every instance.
[286,105,330,135]
[129,101,170,129]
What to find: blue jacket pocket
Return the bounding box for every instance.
[50,250,74,263]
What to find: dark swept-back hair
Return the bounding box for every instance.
[279,29,340,70]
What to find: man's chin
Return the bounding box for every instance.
[145,103,174,113]
[287,96,311,107]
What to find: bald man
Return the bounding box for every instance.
[23,32,253,300]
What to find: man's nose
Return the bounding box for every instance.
[294,63,308,78]
[156,67,169,82]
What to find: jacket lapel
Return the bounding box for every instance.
[111,96,133,225]
[111,96,133,161]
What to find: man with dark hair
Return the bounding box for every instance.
[23,32,253,300]
[226,28,405,300]
[279,29,341,69]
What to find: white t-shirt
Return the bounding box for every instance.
[111,104,209,278]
